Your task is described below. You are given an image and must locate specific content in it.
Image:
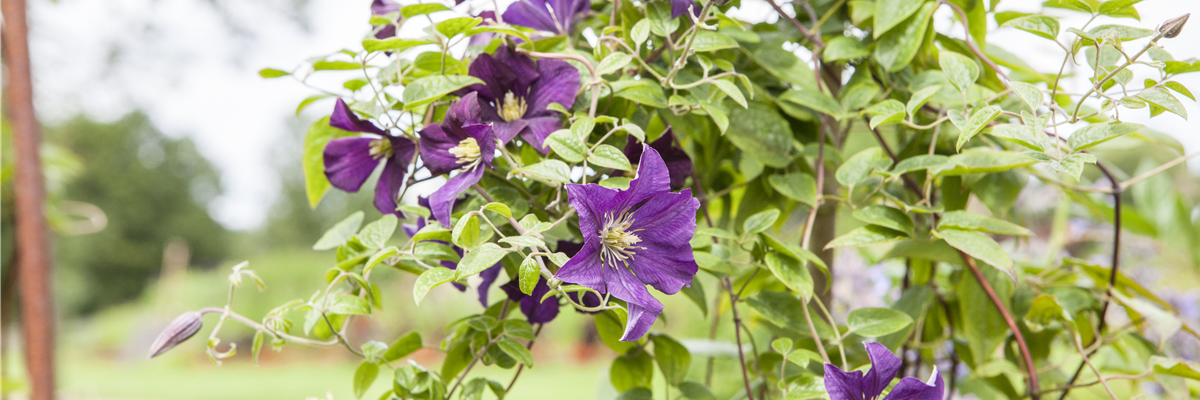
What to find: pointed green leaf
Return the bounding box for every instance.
[826,225,906,249]
[935,228,1014,279]
[954,105,1003,150]
[939,51,980,95]
[588,144,634,171]
[847,307,913,337]
[852,205,914,235]
[413,267,455,305]
[938,211,1031,236]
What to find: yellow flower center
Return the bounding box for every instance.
[496,91,527,123]
[449,137,482,167]
[600,210,643,263]
[369,138,394,160]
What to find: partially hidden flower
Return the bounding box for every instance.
[147,311,204,359]
[467,11,500,47]
[371,0,401,39]
[460,45,579,152]
[670,0,701,20]
[402,196,502,303]
[419,91,497,227]
[502,0,590,36]
[623,128,693,191]
[499,241,602,324]
[824,342,944,400]
[555,145,700,341]
[324,98,417,217]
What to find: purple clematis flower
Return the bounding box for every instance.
[670,0,701,19]
[502,0,590,35]
[460,45,579,152]
[555,145,700,341]
[323,98,417,217]
[623,128,693,191]
[403,196,502,304]
[372,0,401,39]
[419,92,497,227]
[499,240,602,323]
[824,342,944,400]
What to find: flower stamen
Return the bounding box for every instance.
[599,210,644,264]
[368,138,394,160]
[449,137,482,169]
[496,91,528,122]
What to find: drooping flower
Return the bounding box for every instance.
[499,240,602,323]
[460,45,579,152]
[371,0,401,39]
[555,145,700,341]
[623,128,693,191]
[824,342,944,400]
[324,98,417,217]
[402,196,502,304]
[419,92,497,226]
[502,0,590,36]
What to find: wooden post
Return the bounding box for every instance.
[2,0,58,398]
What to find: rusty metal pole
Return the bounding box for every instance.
[2,0,58,398]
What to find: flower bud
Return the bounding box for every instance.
[1160,14,1190,39]
[147,311,204,359]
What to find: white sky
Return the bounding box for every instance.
[25,0,1200,230]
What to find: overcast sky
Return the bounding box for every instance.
[26,0,1200,230]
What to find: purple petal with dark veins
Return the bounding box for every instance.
[492,119,529,144]
[525,58,580,116]
[429,166,485,227]
[620,145,672,208]
[864,342,904,400]
[323,137,379,192]
[823,363,866,400]
[330,98,386,135]
[491,46,539,96]
[555,239,606,290]
[627,189,700,294]
[502,0,562,33]
[520,116,563,153]
[563,184,624,246]
[521,278,560,323]
[418,123,462,175]
[478,264,503,307]
[373,160,406,216]
[604,262,663,341]
[883,368,944,400]
[460,52,519,103]
[624,128,693,191]
[670,0,701,19]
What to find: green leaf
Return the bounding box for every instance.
[953,105,1003,151]
[413,242,461,262]
[826,226,907,249]
[935,228,1014,279]
[987,124,1045,151]
[497,337,534,367]
[1138,86,1187,119]
[754,46,819,91]
[726,103,795,168]
[258,68,290,78]
[678,381,716,399]
[1001,15,1060,41]
[611,350,654,392]
[700,104,729,133]
[1009,81,1045,112]
[303,117,356,208]
[631,19,651,51]
[865,99,906,129]
[596,309,637,353]
[873,2,936,72]
[612,79,669,108]
[846,307,913,337]
[1112,291,1182,348]
[451,214,482,250]
[936,150,1039,175]
[939,51,980,95]
[456,243,509,279]
[938,211,1031,236]
[765,253,814,300]
[906,85,943,116]
[353,361,379,399]
[690,31,738,52]
[465,25,533,43]
[511,160,571,183]
[359,215,398,248]
[760,233,828,276]
[483,202,512,219]
[651,335,691,385]
[743,208,781,235]
[1066,122,1143,151]
[839,82,881,111]
[600,177,633,189]
[312,60,361,71]
[413,267,456,305]
[1151,357,1200,381]
[1049,153,1096,181]
[891,154,950,175]
[1163,81,1194,101]
[410,224,451,242]
[710,79,747,109]
[958,265,1013,364]
[519,256,539,295]
[314,211,365,250]
[771,337,794,355]
[437,17,481,38]
[362,38,435,53]
[327,294,371,315]
[546,129,587,162]
[836,147,892,188]
[768,172,818,206]
[383,332,423,362]
[823,36,869,62]
[1087,24,1155,41]
[874,0,925,38]
[1024,294,1070,332]
[589,144,634,171]
[780,89,845,118]
[402,75,484,110]
[400,3,450,18]
[851,205,913,235]
[680,278,708,317]
[647,1,679,37]
[503,319,535,340]
[597,52,633,75]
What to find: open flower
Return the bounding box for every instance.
[324,98,417,217]
[403,196,502,303]
[824,342,944,400]
[419,92,497,226]
[623,128,693,191]
[371,0,401,39]
[502,0,590,35]
[555,145,700,341]
[460,45,579,152]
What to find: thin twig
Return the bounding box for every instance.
[723,277,757,400]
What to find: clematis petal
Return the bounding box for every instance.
[463,122,497,165]
[823,363,867,400]
[624,129,693,191]
[373,161,407,216]
[519,116,563,153]
[477,264,503,307]
[626,189,700,294]
[430,166,485,227]
[503,0,561,33]
[418,123,463,175]
[492,119,529,145]
[491,46,540,95]
[525,58,580,116]
[564,184,623,244]
[863,342,904,400]
[371,0,401,39]
[447,92,486,125]
[670,0,701,19]
[521,278,561,323]
[883,367,944,400]
[323,137,380,192]
[555,239,606,290]
[460,53,518,102]
[619,145,672,209]
[331,98,386,135]
[602,262,664,341]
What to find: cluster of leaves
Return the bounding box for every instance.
[164,0,1200,399]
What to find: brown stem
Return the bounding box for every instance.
[939,0,1011,83]
[961,254,1040,400]
[724,277,756,400]
[764,0,824,47]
